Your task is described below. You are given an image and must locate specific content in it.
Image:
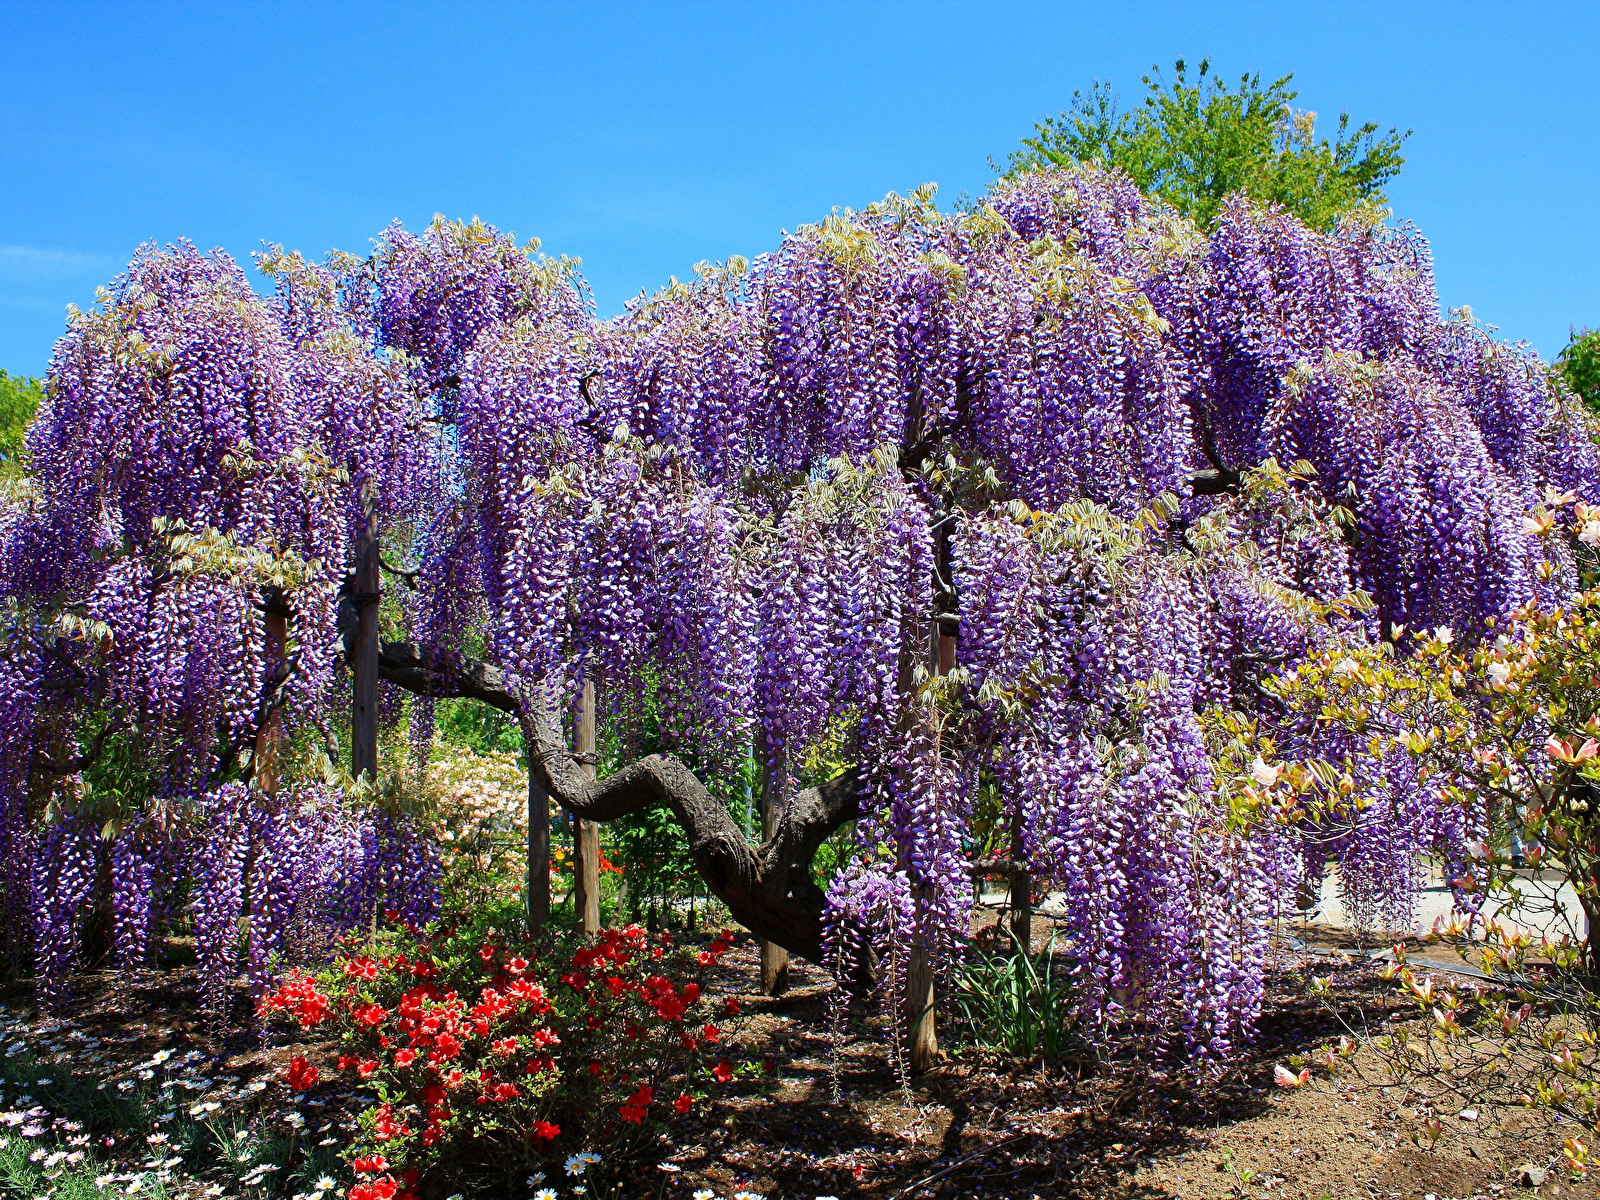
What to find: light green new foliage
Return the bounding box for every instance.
[1008,58,1408,231]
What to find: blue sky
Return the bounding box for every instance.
[1,1,1596,376]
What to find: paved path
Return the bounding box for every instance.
[985,867,1589,945]
[1308,866,1587,943]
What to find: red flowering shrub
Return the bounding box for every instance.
[261,924,747,1178]
[286,1054,320,1091]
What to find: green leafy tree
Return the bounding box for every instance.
[1008,58,1408,230]
[0,370,42,470]
[1558,326,1600,413]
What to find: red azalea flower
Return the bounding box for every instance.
[724,997,740,1016]
[531,1120,560,1144]
[506,956,528,975]
[618,1104,646,1124]
[350,1155,389,1174]
[372,1105,410,1142]
[336,1055,357,1072]
[479,944,496,962]
[674,1093,693,1114]
[491,1037,518,1056]
[532,1027,560,1047]
[682,983,700,1002]
[357,1060,379,1079]
[393,1048,417,1067]
[445,1069,466,1089]
[493,1081,519,1101]
[356,1003,388,1028]
[702,1024,720,1043]
[286,1055,319,1092]
[712,1059,733,1083]
[588,1062,605,1076]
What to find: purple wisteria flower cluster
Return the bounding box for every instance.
[1,165,1595,1059]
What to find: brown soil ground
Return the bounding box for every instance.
[11,920,1594,1200]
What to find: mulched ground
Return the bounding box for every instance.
[8,920,1590,1200]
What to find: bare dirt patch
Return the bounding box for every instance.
[8,930,1590,1200]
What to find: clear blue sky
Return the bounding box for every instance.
[2,1,1596,376]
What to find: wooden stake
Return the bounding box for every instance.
[573,679,601,936]
[351,505,381,783]
[758,803,790,995]
[757,726,790,996]
[1008,794,1032,953]
[907,626,957,1074]
[526,742,551,930]
[254,602,287,798]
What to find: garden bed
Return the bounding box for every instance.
[1,928,1587,1200]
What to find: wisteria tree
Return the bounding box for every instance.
[3,166,1596,1065]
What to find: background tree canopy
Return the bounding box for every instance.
[1559,326,1600,413]
[0,371,43,473]
[1007,57,1409,230]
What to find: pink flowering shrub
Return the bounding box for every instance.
[261,923,750,1186]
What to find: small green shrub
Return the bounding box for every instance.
[951,928,1084,1061]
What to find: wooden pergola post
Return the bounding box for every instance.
[351,502,381,783]
[906,624,956,1074]
[253,595,288,798]
[573,679,601,936]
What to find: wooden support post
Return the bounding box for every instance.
[1008,801,1032,954]
[757,726,790,996]
[906,911,938,1074]
[758,802,790,996]
[573,679,601,936]
[254,601,287,798]
[351,507,381,783]
[906,625,957,1074]
[526,741,551,931]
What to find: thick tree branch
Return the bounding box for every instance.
[34,716,121,776]
[1190,407,1241,496]
[356,622,863,962]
